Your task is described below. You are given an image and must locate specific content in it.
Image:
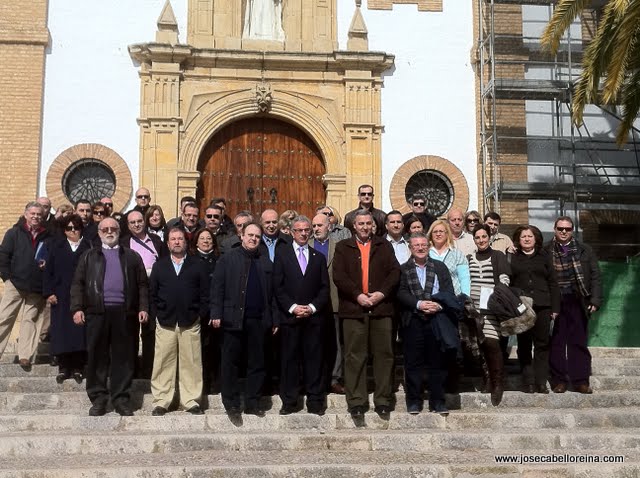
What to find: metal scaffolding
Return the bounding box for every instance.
[477,0,640,220]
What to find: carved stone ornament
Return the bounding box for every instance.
[256,82,273,113]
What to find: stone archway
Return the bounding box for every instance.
[197,116,326,218]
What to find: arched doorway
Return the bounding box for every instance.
[197,117,326,218]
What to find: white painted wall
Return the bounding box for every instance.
[40,0,478,213]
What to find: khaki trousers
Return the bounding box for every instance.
[0,280,45,361]
[150,319,203,410]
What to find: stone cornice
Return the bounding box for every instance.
[129,42,394,75]
[0,29,49,46]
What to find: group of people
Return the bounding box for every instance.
[0,183,602,421]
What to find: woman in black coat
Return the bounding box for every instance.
[509,225,560,394]
[191,227,219,393]
[43,214,92,384]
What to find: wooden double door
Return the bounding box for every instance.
[197,118,326,219]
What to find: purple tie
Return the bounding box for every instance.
[298,247,307,274]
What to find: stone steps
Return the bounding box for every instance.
[0,346,637,476]
[1,408,640,432]
[2,389,640,413]
[0,450,635,478]
[0,429,639,457]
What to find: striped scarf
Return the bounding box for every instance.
[552,239,589,297]
[403,258,437,301]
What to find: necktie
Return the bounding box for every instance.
[298,247,307,274]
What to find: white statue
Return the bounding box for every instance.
[243,0,285,41]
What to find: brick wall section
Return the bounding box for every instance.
[0,0,49,240]
[474,1,529,224]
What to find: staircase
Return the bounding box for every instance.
[0,347,638,477]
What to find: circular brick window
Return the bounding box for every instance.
[46,144,132,212]
[63,158,117,205]
[389,155,469,217]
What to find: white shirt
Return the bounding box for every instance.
[386,234,410,265]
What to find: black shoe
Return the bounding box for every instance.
[73,371,83,384]
[186,405,204,415]
[18,359,32,372]
[307,405,325,416]
[374,405,391,420]
[89,404,107,417]
[115,403,134,416]
[226,406,242,418]
[152,406,168,416]
[55,372,69,384]
[349,406,365,419]
[522,384,535,394]
[244,407,266,417]
[279,405,296,416]
[535,384,549,394]
[49,356,58,366]
[429,403,450,417]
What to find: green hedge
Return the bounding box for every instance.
[589,261,640,347]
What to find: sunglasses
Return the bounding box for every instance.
[64,226,79,232]
[412,202,425,207]
[93,210,105,216]
[321,211,334,217]
[466,218,479,224]
[556,227,572,232]
[100,227,119,233]
[136,195,150,200]
[359,192,373,197]
[206,214,221,219]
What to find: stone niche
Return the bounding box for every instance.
[188,0,338,52]
[129,0,394,217]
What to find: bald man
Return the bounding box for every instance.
[447,208,475,256]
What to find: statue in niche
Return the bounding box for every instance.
[243,0,285,41]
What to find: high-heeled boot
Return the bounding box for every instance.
[482,338,504,406]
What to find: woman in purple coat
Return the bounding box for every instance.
[43,214,92,384]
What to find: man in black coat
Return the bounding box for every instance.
[0,201,50,370]
[70,217,149,416]
[210,222,276,417]
[273,215,330,415]
[149,226,209,416]
[396,232,456,416]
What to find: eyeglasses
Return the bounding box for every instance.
[359,192,373,197]
[292,228,311,234]
[100,227,119,233]
[556,227,572,232]
[321,211,334,217]
[93,210,105,216]
[64,226,79,232]
[412,202,425,207]
[136,195,150,200]
[466,218,479,224]
[103,202,113,206]
[206,214,220,219]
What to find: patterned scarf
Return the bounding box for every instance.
[404,258,437,301]
[552,239,589,297]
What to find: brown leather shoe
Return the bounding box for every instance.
[575,384,593,394]
[330,383,345,395]
[552,383,567,393]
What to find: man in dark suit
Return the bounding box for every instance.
[149,226,209,416]
[273,216,330,415]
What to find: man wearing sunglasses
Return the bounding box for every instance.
[402,194,435,233]
[544,216,601,395]
[344,185,387,237]
[204,205,223,235]
[70,217,149,417]
[121,187,152,231]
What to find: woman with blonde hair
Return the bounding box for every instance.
[278,209,298,235]
[464,210,482,234]
[426,220,470,296]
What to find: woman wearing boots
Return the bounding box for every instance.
[468,224,510,406]
[509,226,560,394]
